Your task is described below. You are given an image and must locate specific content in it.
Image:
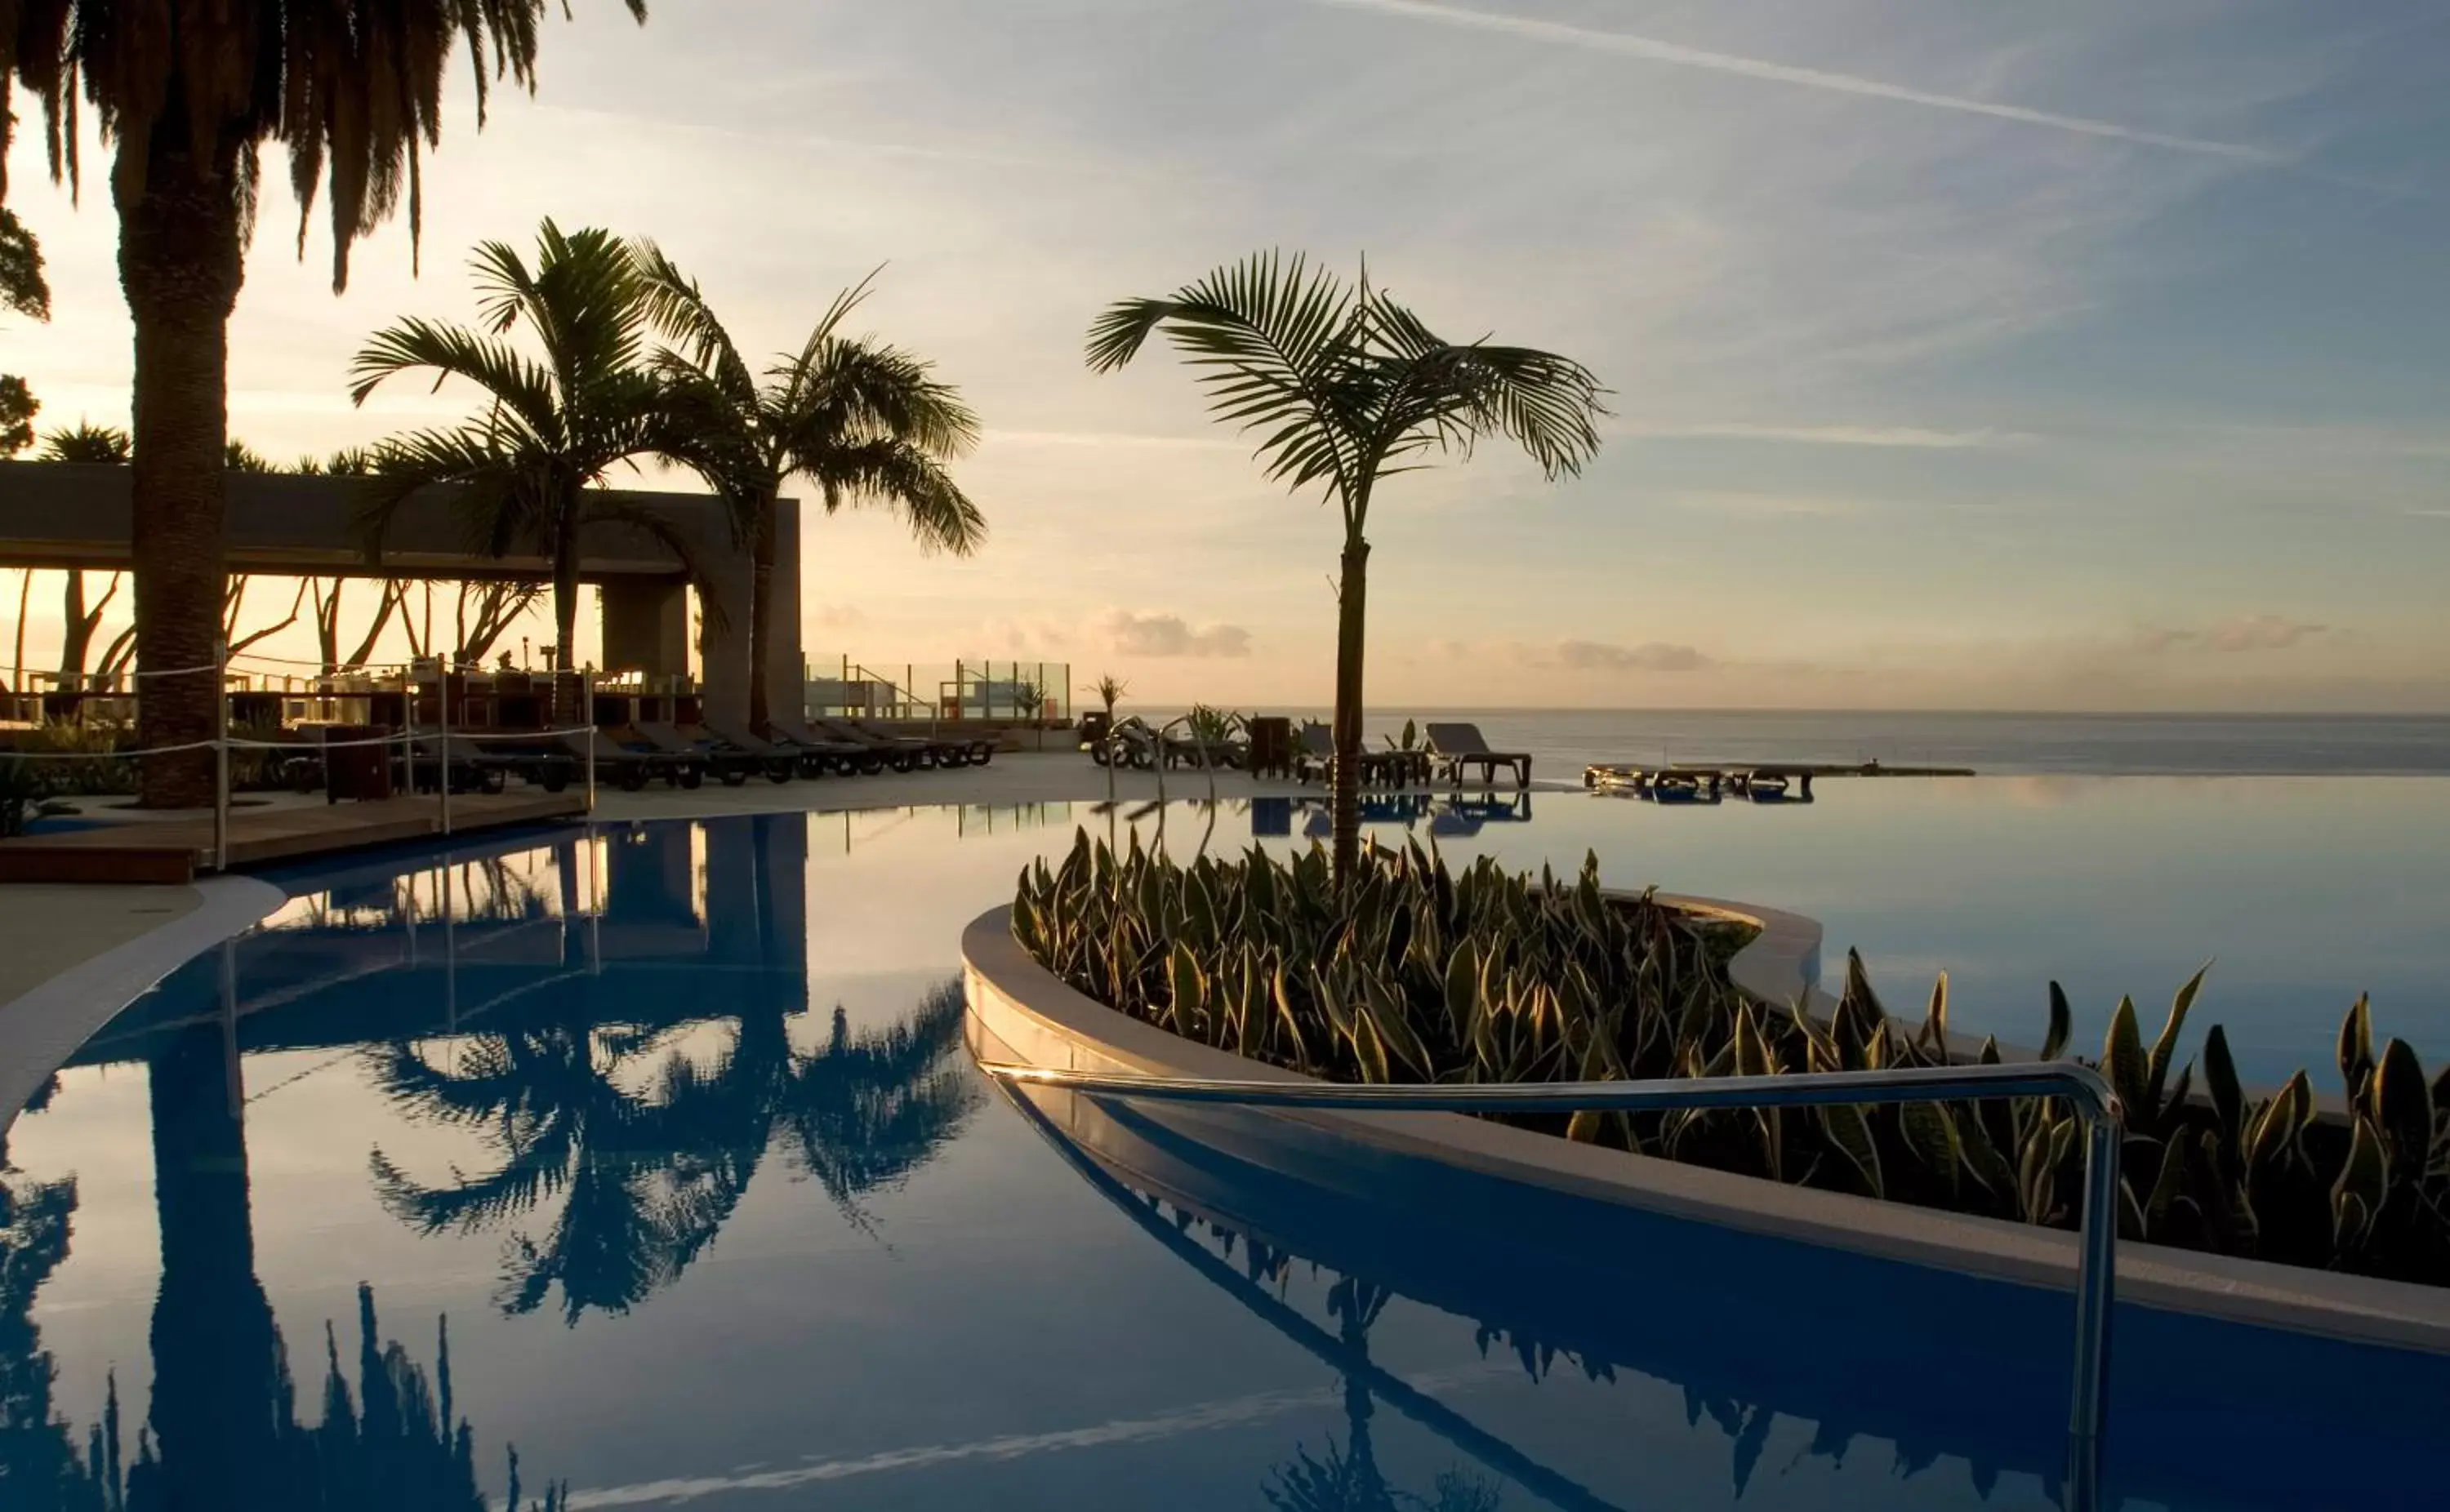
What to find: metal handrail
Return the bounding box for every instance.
[981,1057,2123,1512]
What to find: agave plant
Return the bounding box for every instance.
[1013,832,2450,1285]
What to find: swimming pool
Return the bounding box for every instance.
[2,794,2440,1509]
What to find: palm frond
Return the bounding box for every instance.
[798,438,986,555]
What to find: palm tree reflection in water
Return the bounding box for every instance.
[366,982,978,1323]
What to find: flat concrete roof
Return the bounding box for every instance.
[0,461,735,580]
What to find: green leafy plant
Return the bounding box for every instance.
[1012,832,2450,1285]
[0,755,74,837]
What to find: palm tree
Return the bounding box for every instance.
[631,254,986,729]
[353,221,710,670]
[1,207,46,456]
[1087,252,1606,879]
[364,981,978,1324]
[2,2,648,806]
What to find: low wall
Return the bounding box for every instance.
[963,903,2450,1355]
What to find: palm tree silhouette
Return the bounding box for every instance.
[632,255,986,731]
[120,1016,563,1510]
[366,981,978,1324]
[354,221,719,669]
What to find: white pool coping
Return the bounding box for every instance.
[963,903,2450,1357]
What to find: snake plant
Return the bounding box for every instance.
[1012,829,2449,1286]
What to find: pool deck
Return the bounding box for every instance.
[0,789,591,885]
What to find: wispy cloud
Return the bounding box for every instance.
[1547,639,1716,674]
[2133,614,2329,654]
[1624,422,2033,450]
[1094,608,1254,659]
[1308,0,2293,165]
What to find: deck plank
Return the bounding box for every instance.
[0,792,588,885]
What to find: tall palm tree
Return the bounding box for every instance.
[353,221,709,669]
[1,207,46,456]
[631,253,986,729]
[1087,252,1606,879]
[2,2,648,806]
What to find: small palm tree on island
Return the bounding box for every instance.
[1087,252,1606,879]
[353,221,714,672]
[2,1,647,805]
[631,254,986,732]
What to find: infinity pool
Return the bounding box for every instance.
[2,789,2442,1509]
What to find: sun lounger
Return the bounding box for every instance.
[633,721,760,787]
[1294,722,1405,787]
[765,718,879,775]
[563,728,700,790]
[849,718,995,767]
[409,732,559,795]
[697,721,803,783]
[809,717,929,772]
[1424,723,1532,788]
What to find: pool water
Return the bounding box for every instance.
[2,790,2442,1510]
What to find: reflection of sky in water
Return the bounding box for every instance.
[2,792,2443,1510]
[798,779,2450,1081]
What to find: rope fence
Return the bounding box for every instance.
[5,653,599,871]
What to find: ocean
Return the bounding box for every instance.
[1178,709,2450,778]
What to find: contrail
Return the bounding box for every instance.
[1308,0,2293,166]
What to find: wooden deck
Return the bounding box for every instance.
[0,791,590,885]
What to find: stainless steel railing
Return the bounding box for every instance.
[981,1057,2123,1512]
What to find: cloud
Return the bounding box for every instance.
[1311,0,2292,165]
[1548,639,1716,674]
[1094,609,1253,659]
[1625,422,2030,450]
[2132,614,2328,655]
[809,604,866,630]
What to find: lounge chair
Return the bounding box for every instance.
[408,734,517,795]
[562,728,701,790]
[849,718,995,768]
[766,718,880,776]
[1294,722,1403,788]
[809,717,929,772]
[1424,723,1531,788]
[697,721,804,783]
[633,722,760,787]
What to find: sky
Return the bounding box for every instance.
[3,0,2448,710]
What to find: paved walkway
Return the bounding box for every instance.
[0,884,203,1008]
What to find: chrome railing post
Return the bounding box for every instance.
[980,1058,2122,1512]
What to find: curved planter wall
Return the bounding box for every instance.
[963,902,2450,1357]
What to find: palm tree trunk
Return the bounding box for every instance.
[118,123,244,808]
[57,571,91,687]
[552,523,581,674]
[747,486,778,732]
[1331,536,1370,883]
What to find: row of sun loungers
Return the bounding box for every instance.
[394,718,996,794]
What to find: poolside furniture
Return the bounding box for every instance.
[560,728,698,791]
[765,718,878,775]
[633,722,761,787]
[320,725,393,803]
[812,717,932,772]
[1294,722,1407,788]
[853,718,995,767]
[408,735,511,796]
[697,721,805,783]
[1245,717,1295,780]
[1424,723,1531,788]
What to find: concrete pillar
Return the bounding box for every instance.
[697,552,754,732]
[599,579,688,676]
[764,497,805,726]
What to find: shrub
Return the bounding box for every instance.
[1012,831,2450,1287]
